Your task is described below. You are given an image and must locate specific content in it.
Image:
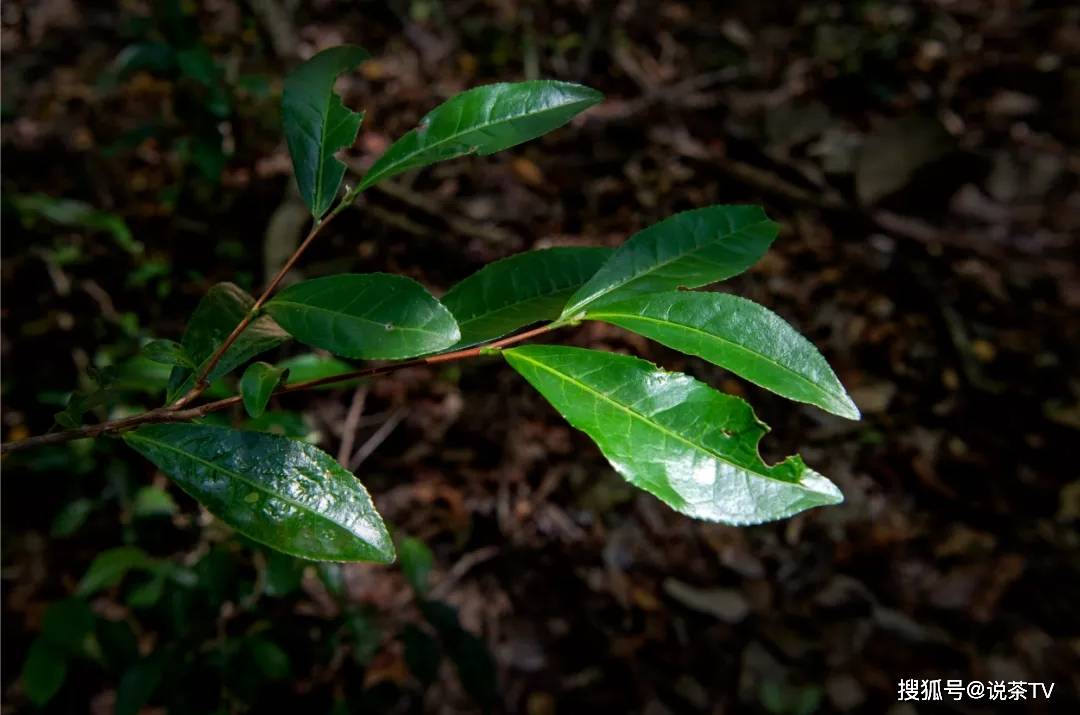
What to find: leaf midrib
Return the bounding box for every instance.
[268,299,447,337]
[563,219,773,316]
[360,85,597,189]
[509,351,818,492]
[587,310,850,409]
[126,432,359,538]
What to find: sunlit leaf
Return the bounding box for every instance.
[359,80,602,190]
[123,424,394,562]
[504,345,843,525]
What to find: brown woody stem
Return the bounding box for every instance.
[0,324,553,454]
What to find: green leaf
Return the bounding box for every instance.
[559,205,779,319]
[51,498,94,537]
[166,283,289,402]
[282,45,369,218]
[41,599,96,654]
[442,247,613,347]
[115,652,166,715]
[132,486,178,518]
[246,637,292,680]
[77,547,156,596]
[12,193,141,255]
[141,339,195,369]
[240,362,288,418]
[398,537,434,596]
[504,345,843,525]
[265,274,460,360]
[359,80,603,190]
[586,292,859,419]
[277,353,356,386]
[21,639,67,707]
[123,424,394,562]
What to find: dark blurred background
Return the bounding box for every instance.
[2,1,1078,713]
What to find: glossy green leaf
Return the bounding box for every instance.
[504,345,843,525]
[123,424,394,562]
[77,547,156,596]
[277,353,356,386]
[282,45,369,218]
[240,362,288,418]
[442,247,613,347]
[359,80,603,190]
[265,274,460,359]
[587,292,860,419]
[559,205,779,319]
[141,339,195,369]
[21,639,67,707]
[166,283,290,402]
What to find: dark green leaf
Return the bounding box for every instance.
[123,424,394,562]
[246,637,291,680]
[115,652,166,715]
[41,599,95,654]
[559,205,779,319]
[359,80,602,190]
[282,45,369,218]
[504,345,843,525]
[442,247,612,347]
[240,362,287,418]
[142,339,195,369]
[263,550,304,597]
[166,283,289,402]
[126,574,165,608]
[21,639,67,707]
[403,624,441,685]
[265,274,459,360]
[398,537,434,597]
[77,547,156,596]
[51,498,94,537]
[587,292,859,419]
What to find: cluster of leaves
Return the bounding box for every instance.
[41,45,857,566]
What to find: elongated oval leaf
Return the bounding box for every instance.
[283,45,369,218]
[559,205,779,319]
[442,247,613,347]
[240,362,288,418]
[586,292,860,419]
[265,273,459,359]
[359,80,603,190]
[123,424,394,562]
[504,345,842,524]
[166,283,290,402]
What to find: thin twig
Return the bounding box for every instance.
[349,407,406,471]
[337,385,368,463]
[1,324,554,454]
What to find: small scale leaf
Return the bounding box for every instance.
[77,547,156,597]
[240,362,288,418]
[359,80,603,190]
[123,424,394,562]
[282,45,369,218]
[587,292,860,419]
[504,345,842,525]
[559,205,779,319]
[442,247,612,347]
[166,283,289,402]
[141,339,195,369]
[265,273,460,360]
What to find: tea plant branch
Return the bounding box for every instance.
[0,324,553,454]
[171,193,359,408]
